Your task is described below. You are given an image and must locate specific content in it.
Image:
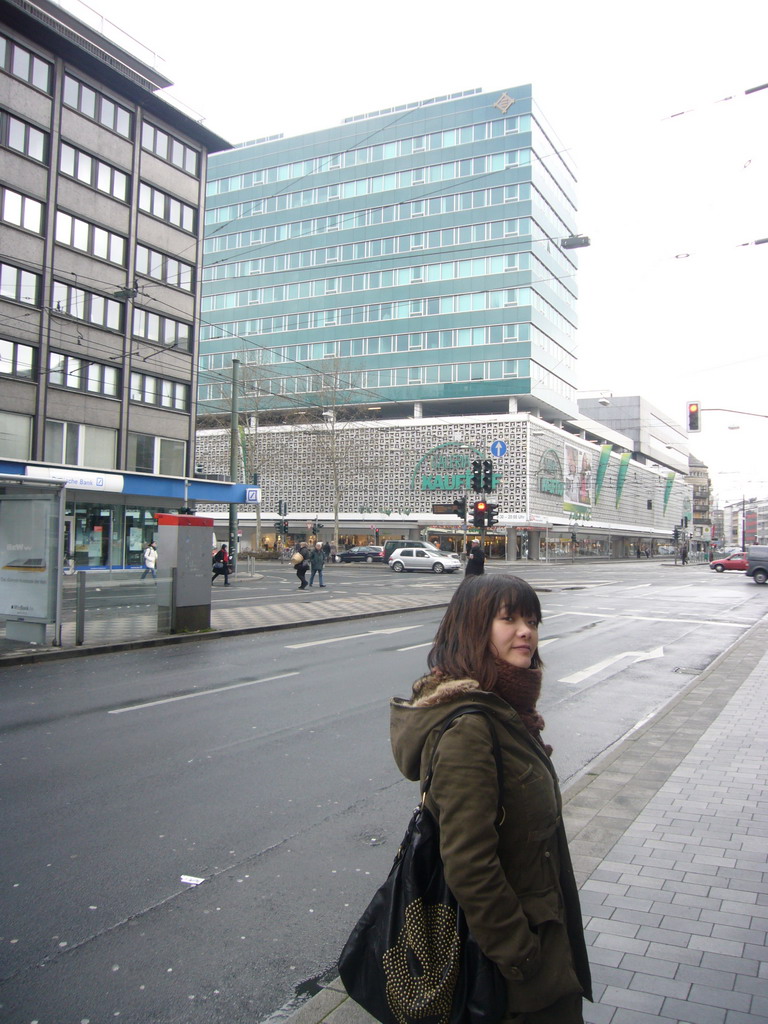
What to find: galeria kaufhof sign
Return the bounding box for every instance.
[410,442,502,491]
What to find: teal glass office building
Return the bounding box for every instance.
[199,86,579,422]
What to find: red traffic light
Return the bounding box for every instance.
[475,501,487,512]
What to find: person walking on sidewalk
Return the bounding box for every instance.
[140,541,158,580]
[212,543,230,585]
[390,575,592,1023]
[308,542,326,587]
[465,537,485,575]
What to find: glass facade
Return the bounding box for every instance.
[200,86,580,420]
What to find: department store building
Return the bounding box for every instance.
[196,411,692,561]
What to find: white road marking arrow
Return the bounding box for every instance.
[559,645,665,685]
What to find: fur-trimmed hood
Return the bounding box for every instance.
[390,672,525,783]
[409,671,484,707]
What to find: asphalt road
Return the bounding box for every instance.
[0,563,764,1023]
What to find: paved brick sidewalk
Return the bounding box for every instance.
[578,629,768,1023]
[288,616,768,1024]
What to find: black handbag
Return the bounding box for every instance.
[338,706,508,1024]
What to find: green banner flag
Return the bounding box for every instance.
[663,472,675,511]
[615,452,631,508]
[595,444,612,503]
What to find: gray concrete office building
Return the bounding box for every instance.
[0,0,246,569]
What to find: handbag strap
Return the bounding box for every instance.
[422,705,505,825]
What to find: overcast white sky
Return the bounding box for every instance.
[63,0,768,505]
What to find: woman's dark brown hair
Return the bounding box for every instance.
[427,574,543,687]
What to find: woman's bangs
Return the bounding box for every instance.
[497,577,542,623]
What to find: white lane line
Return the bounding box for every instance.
[539,637,559,647]
[556,611,749,627]
[285,625,421,649]
[626,584,653,590]
[108,672,299,714]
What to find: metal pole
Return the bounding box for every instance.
[229,358,240,570]
[75,570,86,645]
[462,496,468,562]
[54,483,66,646]
[742,496,746,549]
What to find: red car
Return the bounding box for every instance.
[710,552,748,572]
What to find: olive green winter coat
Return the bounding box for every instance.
[390,677,592,1019]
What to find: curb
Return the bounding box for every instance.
[0,601,452,668]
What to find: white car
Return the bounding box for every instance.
[388,547,462,574]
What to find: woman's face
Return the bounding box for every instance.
[489,605,539,668]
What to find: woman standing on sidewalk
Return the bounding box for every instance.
[390,575,592,1023]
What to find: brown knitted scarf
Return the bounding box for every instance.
[488,661,552,756]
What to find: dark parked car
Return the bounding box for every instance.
[746,546,768,584]
[339,545,385,563]
[710,552,747,572]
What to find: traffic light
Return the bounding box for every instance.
[472,500,487,527]
[485,503,499,527]
[274,521,284,533]
[686,402,701,432]
[283,519,290,534]
[453,496,467,520]
[482,459,494,492]
[470,460,482,492]
[673,526,680,543]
